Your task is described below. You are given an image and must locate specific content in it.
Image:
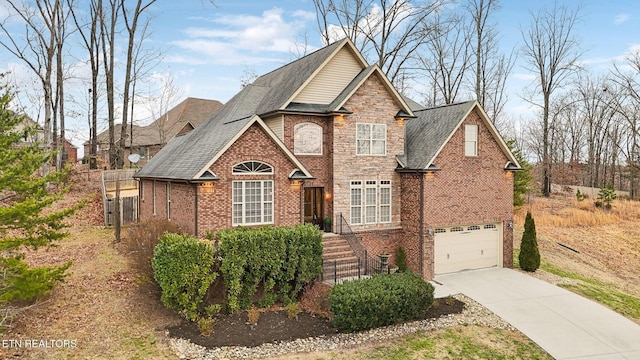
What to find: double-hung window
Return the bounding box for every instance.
[350,180,392,224]
[232,181,273,225]
[232,161,274,226]
[356,123,386,155]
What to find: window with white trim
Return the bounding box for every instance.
[350,180,392,224]
[232,180,273,226]
[379,180,391,222]
[356,123,386,155]
[350,181,362,224]
[465,124,478,156]
[232,161,274,174]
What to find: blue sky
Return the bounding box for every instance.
[152,0,640,121]
[2,0,640,153]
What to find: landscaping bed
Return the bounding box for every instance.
[167,297,464,348]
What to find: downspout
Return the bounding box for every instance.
[194,184,198,236]
[418,173,425,277]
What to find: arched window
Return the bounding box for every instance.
[294,122,323,155]
[232,161,274,175]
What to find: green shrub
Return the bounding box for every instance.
[152,233,218,321]
[329,272,434,332]
[596,183,617,209]
[218,224,323,312]
[519,211,540,272]
[395,246,407,272]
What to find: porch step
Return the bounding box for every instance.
[322,236,357,261]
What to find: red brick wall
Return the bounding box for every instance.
[357,228,403,266]
[139,179,195,232]
[400,173,428,278]
[197,122,303,236]
[421,107,514,275]
[282,115,334,221]
[169,182,196,234]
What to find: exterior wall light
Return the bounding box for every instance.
[199,182,215,194]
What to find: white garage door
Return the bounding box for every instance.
[434,223,501,275]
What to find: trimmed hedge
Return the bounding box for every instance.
[217,224,323,312]
[152,233,218,321]
[329,272,434,332]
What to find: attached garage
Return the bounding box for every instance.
[434,223,502,274]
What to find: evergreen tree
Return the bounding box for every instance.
[0,85,81,304]
[519,211,540,272]
[507,139,533,206]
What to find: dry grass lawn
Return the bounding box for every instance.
[514,192,640,299]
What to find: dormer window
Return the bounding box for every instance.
[356,123,386,156]
[465,124,478,157]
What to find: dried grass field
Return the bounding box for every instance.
[514,191,640,300]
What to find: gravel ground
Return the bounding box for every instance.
[168,294,515,360]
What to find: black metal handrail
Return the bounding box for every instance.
[321,214,391,283]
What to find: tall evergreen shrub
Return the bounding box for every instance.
[519,211,540,272]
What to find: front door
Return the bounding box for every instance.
[303,187,324,230]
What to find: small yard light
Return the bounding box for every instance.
[508,220,513,229]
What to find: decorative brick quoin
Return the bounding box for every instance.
[134,38,521,280]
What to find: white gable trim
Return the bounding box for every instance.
[193,115,313,180]
[282,38,368,109]
[331,65,414,118]
[425,101,520,169]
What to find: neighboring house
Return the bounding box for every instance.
[15,115,76,164]
[14,115,45,148]
[134,38,520,280]
[62,139,78,164]
[85,97,222,167]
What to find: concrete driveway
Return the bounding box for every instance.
[434,268,640,360]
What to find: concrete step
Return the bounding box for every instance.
[322,244,352,253]
[323,251,358,261]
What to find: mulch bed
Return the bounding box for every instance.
[167,297,465,348]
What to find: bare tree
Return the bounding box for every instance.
[148,74,181,146]
[117,0,157,169]
[464,0,514,126]
[520,2,583,197]
[99,0,119,169]
[611,49,640,197]
[0,0,62,173]
[313,0,444,90]
[69,0,102,169]
[419,11,471,105]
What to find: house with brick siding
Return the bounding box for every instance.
[134,38,520,280]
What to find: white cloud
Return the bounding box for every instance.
[512,73,536,81]
[170,7,312,66]
[614,13,630,25]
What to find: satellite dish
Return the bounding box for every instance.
[128,153,141,164]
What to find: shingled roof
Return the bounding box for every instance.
[90,97,222,148]
[399,100,520,171]
[134,40,353,181]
